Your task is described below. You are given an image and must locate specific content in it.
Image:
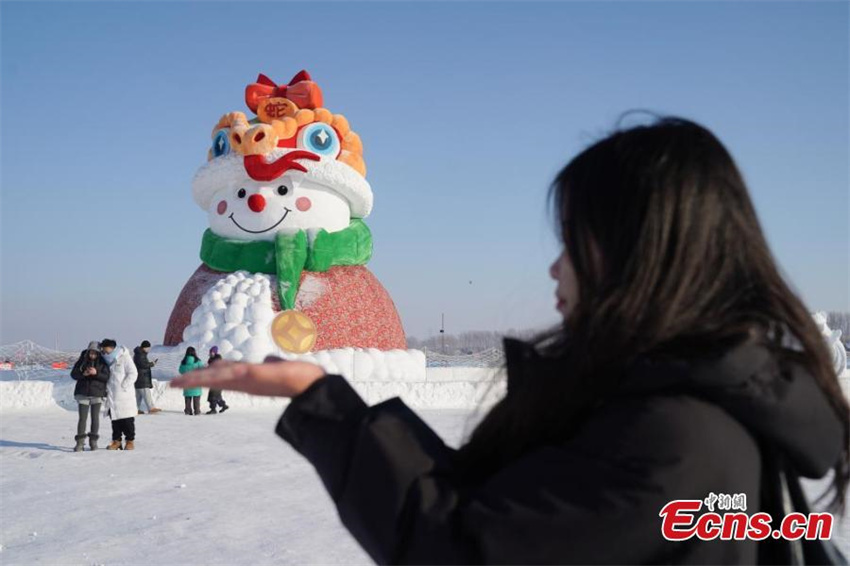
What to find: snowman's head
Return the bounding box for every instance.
[192,72,372,242]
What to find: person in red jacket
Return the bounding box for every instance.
[173,117,848,564]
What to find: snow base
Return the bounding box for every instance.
[0,366,506,412]
[4,365,848,413]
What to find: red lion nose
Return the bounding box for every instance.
[248,194,266,213]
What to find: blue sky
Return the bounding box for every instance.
[1,1,848,350]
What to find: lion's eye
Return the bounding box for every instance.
[297,123,340,158]
[277,185,289,196]
[211,129,230,158]
[237,188,247,198]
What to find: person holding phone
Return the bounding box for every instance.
[133,340,161,414]
[70,341,110,452]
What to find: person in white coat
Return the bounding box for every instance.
[100,339,139,450]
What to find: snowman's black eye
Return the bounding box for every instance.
[277,185,289,196]
[237,188,246,198]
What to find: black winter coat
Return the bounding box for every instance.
[277,339,844,564]
[70,350,110,398]
[133,347,154,389]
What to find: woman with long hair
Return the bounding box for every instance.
[173,117,848,564]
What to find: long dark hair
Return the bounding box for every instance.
[457,117,849,509]
[182,347,198,365]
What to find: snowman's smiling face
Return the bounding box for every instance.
[207,173,351,241]
[193,105,373,234]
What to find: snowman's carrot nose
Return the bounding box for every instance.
[248,194,266,213]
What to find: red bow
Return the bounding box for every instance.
[245,71,324,114]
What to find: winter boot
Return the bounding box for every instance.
[138,410,145,415]
[206,408,217,415]
[107,440,122,450]
[219,405,229,414]
[74,435,86,452]
[88,434,99,451]
[150,408,162,414]
[124,441,135,451]
[184,409,192,416]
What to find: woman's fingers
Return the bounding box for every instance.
[231,361,325,397]
[170,362,241,387]
[169,360,325,398]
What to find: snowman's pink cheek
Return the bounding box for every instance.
[217,201,228,215]
[296,197,312,212]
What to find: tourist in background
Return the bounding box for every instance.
[179,347,204,415]
[133,340,161,414]
[70,341,109,452]
[100,339,139,450]
[206,346,229,414]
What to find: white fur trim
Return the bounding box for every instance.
[192,150,373,218]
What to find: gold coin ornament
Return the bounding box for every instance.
[270,310,318,354]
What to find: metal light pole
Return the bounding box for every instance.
[440,313,445,354]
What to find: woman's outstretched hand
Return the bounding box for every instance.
[169,357,326,398]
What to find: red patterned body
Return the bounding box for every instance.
[163,265,407,350]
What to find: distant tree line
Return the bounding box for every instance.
[407,329,542,355]
[408,312,850,355]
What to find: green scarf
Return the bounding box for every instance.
[199,219,373,310]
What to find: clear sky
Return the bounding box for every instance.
[1,1,848,350]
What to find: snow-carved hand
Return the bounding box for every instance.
[170,357,325,398]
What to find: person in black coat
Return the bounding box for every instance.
[205,347,229,414]
[173,118,849,564]
[133,340,161,414]
[70,341,110,452]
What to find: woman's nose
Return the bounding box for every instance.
[549,256,561,280]
[248,194,266,213]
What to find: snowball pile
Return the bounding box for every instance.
[181,271,277,363]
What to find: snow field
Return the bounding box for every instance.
[0,408,474,564]
[1,408,846,565]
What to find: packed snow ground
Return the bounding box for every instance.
[0,407,483,565]
[2,401,848,564]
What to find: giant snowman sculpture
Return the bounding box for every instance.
[164,71,408,364]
